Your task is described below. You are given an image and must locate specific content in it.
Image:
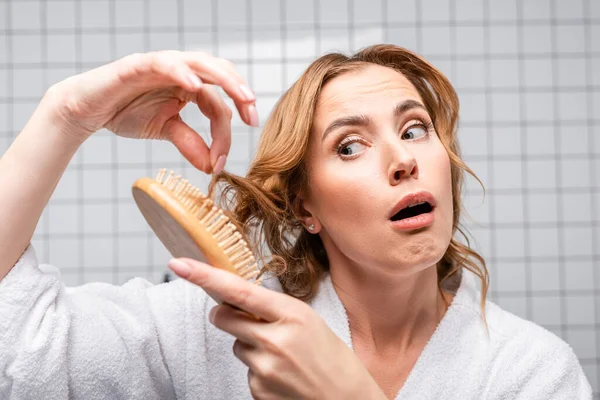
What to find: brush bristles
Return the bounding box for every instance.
[155,169,259,282]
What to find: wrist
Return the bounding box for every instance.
[40,81,96,146]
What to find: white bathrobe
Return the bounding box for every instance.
[0,245,593,399]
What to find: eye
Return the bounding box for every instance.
[401,124,428,140]
[338,141,367,157]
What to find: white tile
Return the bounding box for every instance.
[557,58,586,87]
[531,296,563,325]
[492,159,523,190]
[252,63,283,93]
[455,26,485,55]
[83,203,114,234]
[556,24,586,53]
[183,0,212,27]
[565,260,595,291]
[83,237,114,269]
[81,135,114,165]
[496,262,527,291]
[454,60,485,89]
[47,67,77,87]
[118,203,149,233]
[420,0,451,21]
[522,0,552,20]
[284,31,317,59]
[563,226,594,257]
[491,92,521,122]
[118,236,149,267]
[149,31,180,52]
[228,131,251,162]
[454,0,483,21]
[53,168,79,200]
[285,0,315,25]
[592,25,600,53]
[523,59,553,88]
[46,34,77,63]
[49,203,79,234]
[526,192,558,223]
[285,62,311,88]
[568,329,596,363]
[458,125,488,157]
[116,137,148,164]
[386,27,419,53]
[531,261,561,291]
[522,25,553,54]
[353,28,384,51]
[151,140,183,164]
[524,92,555,121]
[81,1,111,28]
[82,169,113,199]
[529,227,560,257]
[352,0,382,24]
[12,103,38,131]
[217,30,249,59]
[489,59,519,88]
[13,69,44,98]
[184,31,213,53]
[11,1,41,30]
[152,235,173,264]
[115,33,145,58]
[458,93,487,123]
[560,159,591,188]
[318,0,348,24]
[115,0,145,28]
[561,192,593,222]
[557,124,591,156]
[319,28,352,54]
[0,104,6,132]
[525,126,555,155]
[12,35,42,63]
[491,126,522,156]
[46,1,76,30]
[470,227,492,259]
[217,0,247,27]
[48,238,81,270]
[593,91,600,121]
[558,92,588,121]
[496,228,526,258]
[116,167,152,199]
[149,0,179,28]
[489,25,518,55]
[567,295,595,325]
[251,0,281,26]
[593,57,600,87]
[581,364,598,395]
[0,32,6,64]
[421,26,452,56]
[554,0,585,19]
[493,193,524,224]
[252,37,282,60]
[386,0,417,23]
[463,160,488,193]
[462,193,490,225]
[526,159,558,189]
[83,270,115,284]
[497,296,528,318]
[81,33,113,63]
[488,0,518,21]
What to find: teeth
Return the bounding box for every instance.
[407,201,426,208]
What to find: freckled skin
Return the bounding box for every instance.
[303,64,454,278]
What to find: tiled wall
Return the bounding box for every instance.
[1,0,598,395]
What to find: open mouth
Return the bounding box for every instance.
[390,202,433,221]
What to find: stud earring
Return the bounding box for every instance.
[308,224,315,231]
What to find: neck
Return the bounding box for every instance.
[329,262,451,355]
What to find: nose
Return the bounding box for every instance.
[388,141,419,185]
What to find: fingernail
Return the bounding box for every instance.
[248,104,259,127]
[239,84,255,102]
[187,74,202,89]
[168,258,191,278]
[213,155,226,175]
[209,307,217,323]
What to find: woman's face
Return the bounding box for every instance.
[303,64,454,276]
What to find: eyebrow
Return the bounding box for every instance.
[321,99,427,142]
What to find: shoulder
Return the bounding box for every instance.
[482,301,593,398]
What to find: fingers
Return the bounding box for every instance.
[210,304,265,345]
[195,85,232,173]
[163,117,212,173]
[168,258,291,322]
[182,53,259,127]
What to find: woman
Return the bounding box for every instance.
[0,45,592,399]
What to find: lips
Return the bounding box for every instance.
[389,191,436,221]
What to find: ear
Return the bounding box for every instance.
[293,191,321,234]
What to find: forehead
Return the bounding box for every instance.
[314,64,423,123]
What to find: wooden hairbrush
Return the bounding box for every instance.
[132,169,260,287]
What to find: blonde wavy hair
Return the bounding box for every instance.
[209,44,489,316]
